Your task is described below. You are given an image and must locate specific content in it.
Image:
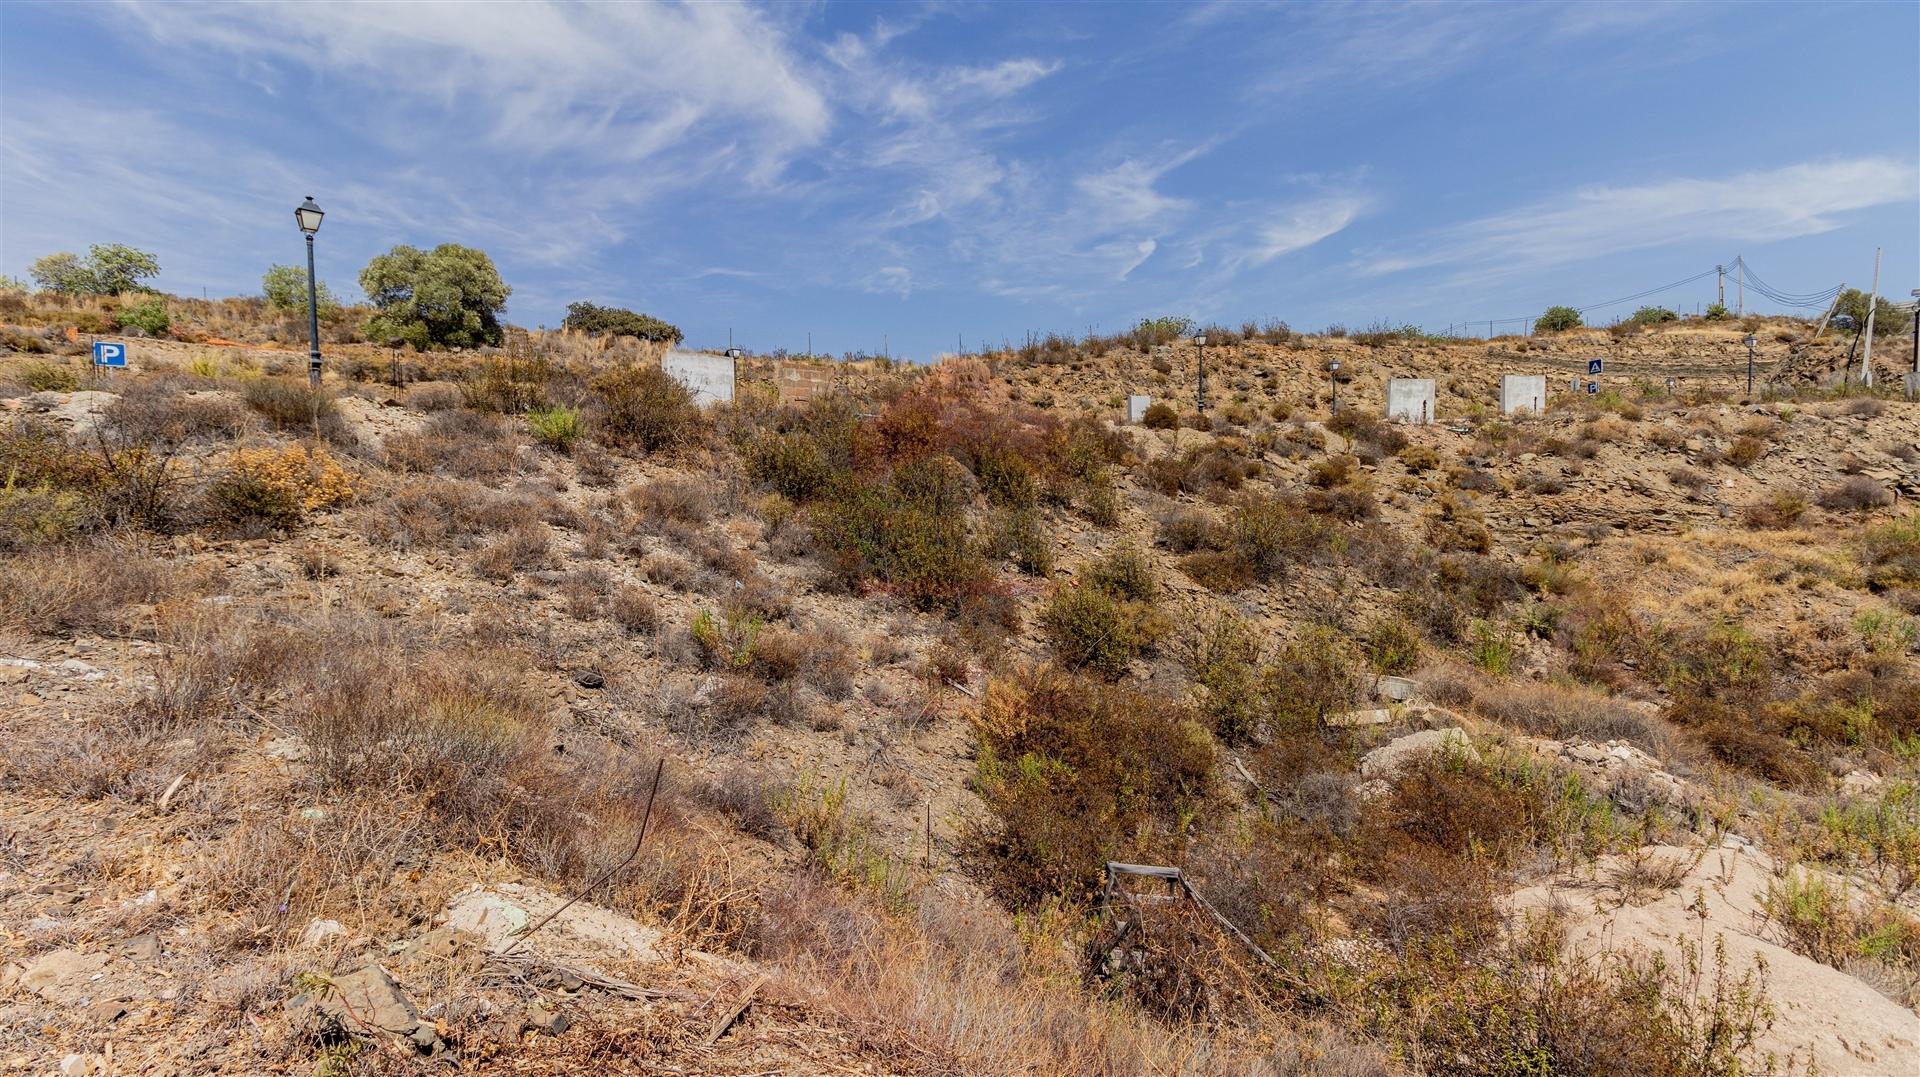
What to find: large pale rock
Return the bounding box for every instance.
[1359,728,1477,780]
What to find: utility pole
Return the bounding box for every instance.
[1861,247,1882,386]
[1717,265,1725,308]
[1736,256,1744,316]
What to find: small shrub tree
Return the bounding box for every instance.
[359,243,510,349]
[562,301,683,343]
[590,363,696,453]
[1629,306,1678,326]
[30,244,161,295]
[1534,306,1582,333]
[262,264,342,316]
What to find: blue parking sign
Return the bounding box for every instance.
[1587,358,1603,375]
[93,342,126,367]
[1586,381,1599,394]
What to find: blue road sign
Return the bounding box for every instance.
[1586,381,1599,394]
[1587,358,1603,375]
[93,342,126,367]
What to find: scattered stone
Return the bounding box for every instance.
[85,999,127,1024]
[1840,770,1884,796]
[1372,675,1419,702]
[266,736,311,763]
[119,935,160,962]
[288,964,441,1052]
[521,1001,570,1036]
[301,919,349,948]
[571,670,605,690]
[17,948,113,1004]
[56,659,105,681]
[1330,707,1395,728]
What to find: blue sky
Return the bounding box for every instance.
[2,1,1915,359]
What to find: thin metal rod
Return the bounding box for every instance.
[502,756,666,956]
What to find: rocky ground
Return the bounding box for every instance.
[3,313,1918,1075]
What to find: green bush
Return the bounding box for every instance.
[1630,306,1678,326]
[1534,306,1582,333]
[746,430,832,502]
[1365,615,1422,674]
[808,462,988,611]
[526,405,580,451]
[1038,582,1165,680]
[114,297,170,336]
[1187,617,1362,741]
[1703,303,1731,321]
[590,363,697,453]
[18,361,80,392]
[1084,543,1157,602]
[990,506,1053,576]
[562,301,682,343]
[208,472,303,530]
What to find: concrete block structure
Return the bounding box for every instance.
[1501,374,1547,416]
[662,351,736,407]
[1126,394,1152,423]
[1385,378,1436,424]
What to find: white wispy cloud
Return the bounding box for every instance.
[121,2,832,173]
[1358,158,1917,277]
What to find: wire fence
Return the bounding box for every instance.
[1436,256,1845,339]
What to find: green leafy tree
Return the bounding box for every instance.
[262,264,341,317]
[1703,303,1731,321]
[29,253,90,294]
[1629,306,1678,326]
[1534,305,1582,333]
[563,301,683,343]
[358,243,510,350]
[1835,288,1908,336]
[29,245,162,295]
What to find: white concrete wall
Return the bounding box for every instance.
[662,351,735,407]
[1500,374,1547,416]
[1385,378,1436,424]
[1126,394,1152,423]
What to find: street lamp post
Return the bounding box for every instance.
[1329,359,1341,415]
[1194,335,1208,414]
[1744,333,1758,398]
[295,196,325,388]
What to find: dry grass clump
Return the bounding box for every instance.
[0,542,194,635]
[208,442,356,532]
[1741,489,1808,530]
[1471,680,1673,759]
[239,376,349,441]
[386,408,523,482]
[471,523,552,580]
[102,381,248,445]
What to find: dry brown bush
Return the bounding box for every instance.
[1817,475,1891,512]
[471,523,551,580]
[0,543,193,636]
[611,585,658,633]
[385,408,522,482]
